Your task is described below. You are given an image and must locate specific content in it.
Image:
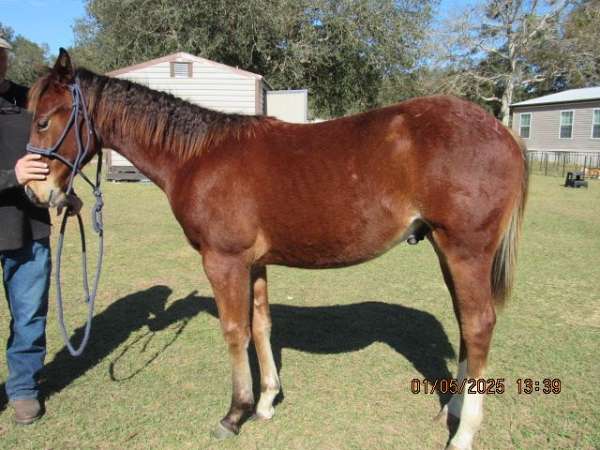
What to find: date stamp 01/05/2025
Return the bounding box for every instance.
[410,378,562,395]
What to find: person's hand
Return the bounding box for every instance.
[58,193,83,217]
[15,154,49,185]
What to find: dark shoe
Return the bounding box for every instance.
[10,399,42,425]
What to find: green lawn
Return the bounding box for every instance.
[0,174,598,449]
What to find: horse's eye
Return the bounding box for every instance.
[37,118,50,131]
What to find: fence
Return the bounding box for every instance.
[525,151,600,177]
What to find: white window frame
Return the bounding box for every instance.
[519,112,532,139]
[592,108,600,139]
[559,110,575,140]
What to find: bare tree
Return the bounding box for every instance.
[433,0,576,124]
[560,0,600,86]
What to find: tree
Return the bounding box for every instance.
[71,0,436,117]
[0,23,15,44]
[432,0,577,124]
[559,0,600,86]
[0,22,50,86]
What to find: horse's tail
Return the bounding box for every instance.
[491,130,529,306]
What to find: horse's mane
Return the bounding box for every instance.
[29,67,276,160]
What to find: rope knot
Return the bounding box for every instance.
[92,192,104,234]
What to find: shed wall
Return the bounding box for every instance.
[115,57,259,114]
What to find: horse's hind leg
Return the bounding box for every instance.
[203,253,254,438]
[431,231,498,450]
[251,265,281,419]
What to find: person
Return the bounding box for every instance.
[0,35,52,425]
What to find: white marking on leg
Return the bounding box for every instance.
[255,372,279,419]
[448,387,484,450]
[253,324,280,420]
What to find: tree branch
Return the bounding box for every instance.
[480,95,502,102]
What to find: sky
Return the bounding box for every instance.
[0,0,86,54]
[0,0,473,56]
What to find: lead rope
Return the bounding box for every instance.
[54,153,104,356]
[27,78,104,357]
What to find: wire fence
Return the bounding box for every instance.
[525,151,600,178]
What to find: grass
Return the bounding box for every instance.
[0,174,599,449]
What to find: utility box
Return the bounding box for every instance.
[266,90,308,123]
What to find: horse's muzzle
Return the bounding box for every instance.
[24,185,67,209]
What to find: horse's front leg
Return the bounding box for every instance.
[203,252,254,438]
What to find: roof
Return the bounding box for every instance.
[266,89,308,95]
[106,52,263,80]
[511,87,600,107]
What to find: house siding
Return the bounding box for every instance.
[510,100,600,152]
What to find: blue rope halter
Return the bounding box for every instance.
[26,77,104,357]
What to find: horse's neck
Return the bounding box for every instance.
[102,134,176,191]
[83,71,229,190]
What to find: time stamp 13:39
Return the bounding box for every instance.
[410,378,562,395]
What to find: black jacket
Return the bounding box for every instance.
[0,82,51,251]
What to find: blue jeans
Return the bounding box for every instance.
[1,238,50,401]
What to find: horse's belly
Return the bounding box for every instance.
[258,214,416,268]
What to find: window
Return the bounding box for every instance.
[592,109,600,139]
[519,113,531,139]
[170,61,192,78]
[559,111,574,139]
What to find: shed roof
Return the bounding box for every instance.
[511,86,600,107]
[106,52,263,80]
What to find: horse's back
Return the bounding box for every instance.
[251,94,524,215]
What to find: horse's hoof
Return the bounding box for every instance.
[211,421,238,440]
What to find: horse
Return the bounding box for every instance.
[25,50,527,450]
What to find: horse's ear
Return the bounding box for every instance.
[52,48,74,84]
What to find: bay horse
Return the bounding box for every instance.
[26,50,527,450]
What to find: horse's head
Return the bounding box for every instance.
[25,49,100,208]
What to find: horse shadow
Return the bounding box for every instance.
[0,287,455,414]
[0,285,203,412]
[195,298,456,407]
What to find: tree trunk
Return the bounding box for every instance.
[500,39,518,126]
[499,77,513,126]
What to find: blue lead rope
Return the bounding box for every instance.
[27,78,104,357]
